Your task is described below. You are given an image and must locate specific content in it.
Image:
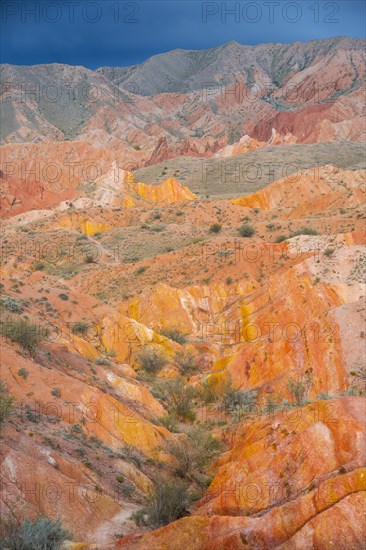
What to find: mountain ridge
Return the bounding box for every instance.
[96,36,365,96]
[1,34,365,152]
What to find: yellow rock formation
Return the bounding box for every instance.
[134,178,196,203]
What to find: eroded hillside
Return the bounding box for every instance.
[1,37,365,155]
[0,35,365,550]
[1,157,365,548]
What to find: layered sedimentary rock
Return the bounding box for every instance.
[232,167,366,215]
[115,397,366,549]
[1,37,365,548]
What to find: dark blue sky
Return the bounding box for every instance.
[1,0,365,68]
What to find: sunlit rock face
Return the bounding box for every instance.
[113,398,366,549]
[232,167,366,214]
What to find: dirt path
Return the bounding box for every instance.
[86,503,141,548]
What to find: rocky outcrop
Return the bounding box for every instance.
[213,135,267,158]
[145,137,172,166]
[133,177,196,203]
[115,397,366,549]
[144,137,222,167]
[232,167,366,215]
[1,151,195,218]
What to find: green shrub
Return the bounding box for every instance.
[1,297,24,313]
[1,318,48,354]
[71,321,90,335]
[350,365,366,380]
[323,248,335,257]
[199,379,216,403]
[174,350,197,374]
[275,234,287,243]
[58,293,69,301]
[262,396,281,416]
[209,223,222,234]
[341,387,359,396]
[51,388,61,398]
[225,277,232,285]
[287,373,312,405]
[153,377,196,421]
[72,424,83,434]
[135,266,147,275]
[238,224,255,237]
[137,474,189,527]
[118,481,135,497]
[160,328,187,344]
[32,261,45,271]
[136,347,168,374]
[220,387,258,420]
[25,406,40,423]
[149,224,166,233]
[157,413,179,432]
[316,392,333,400]
[130,509,147,526]
[198,376,231,404]
[0,516,71,550]
[95,357,111,366]
[121,443,143,467]
[18,368,28,380]
[165,426,222,480]
[0,382,14,425]
[289,227,319,237]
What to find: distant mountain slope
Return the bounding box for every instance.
[97,37,365,96]
[1,37,365,156]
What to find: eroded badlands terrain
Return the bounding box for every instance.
[0,37,365,549]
